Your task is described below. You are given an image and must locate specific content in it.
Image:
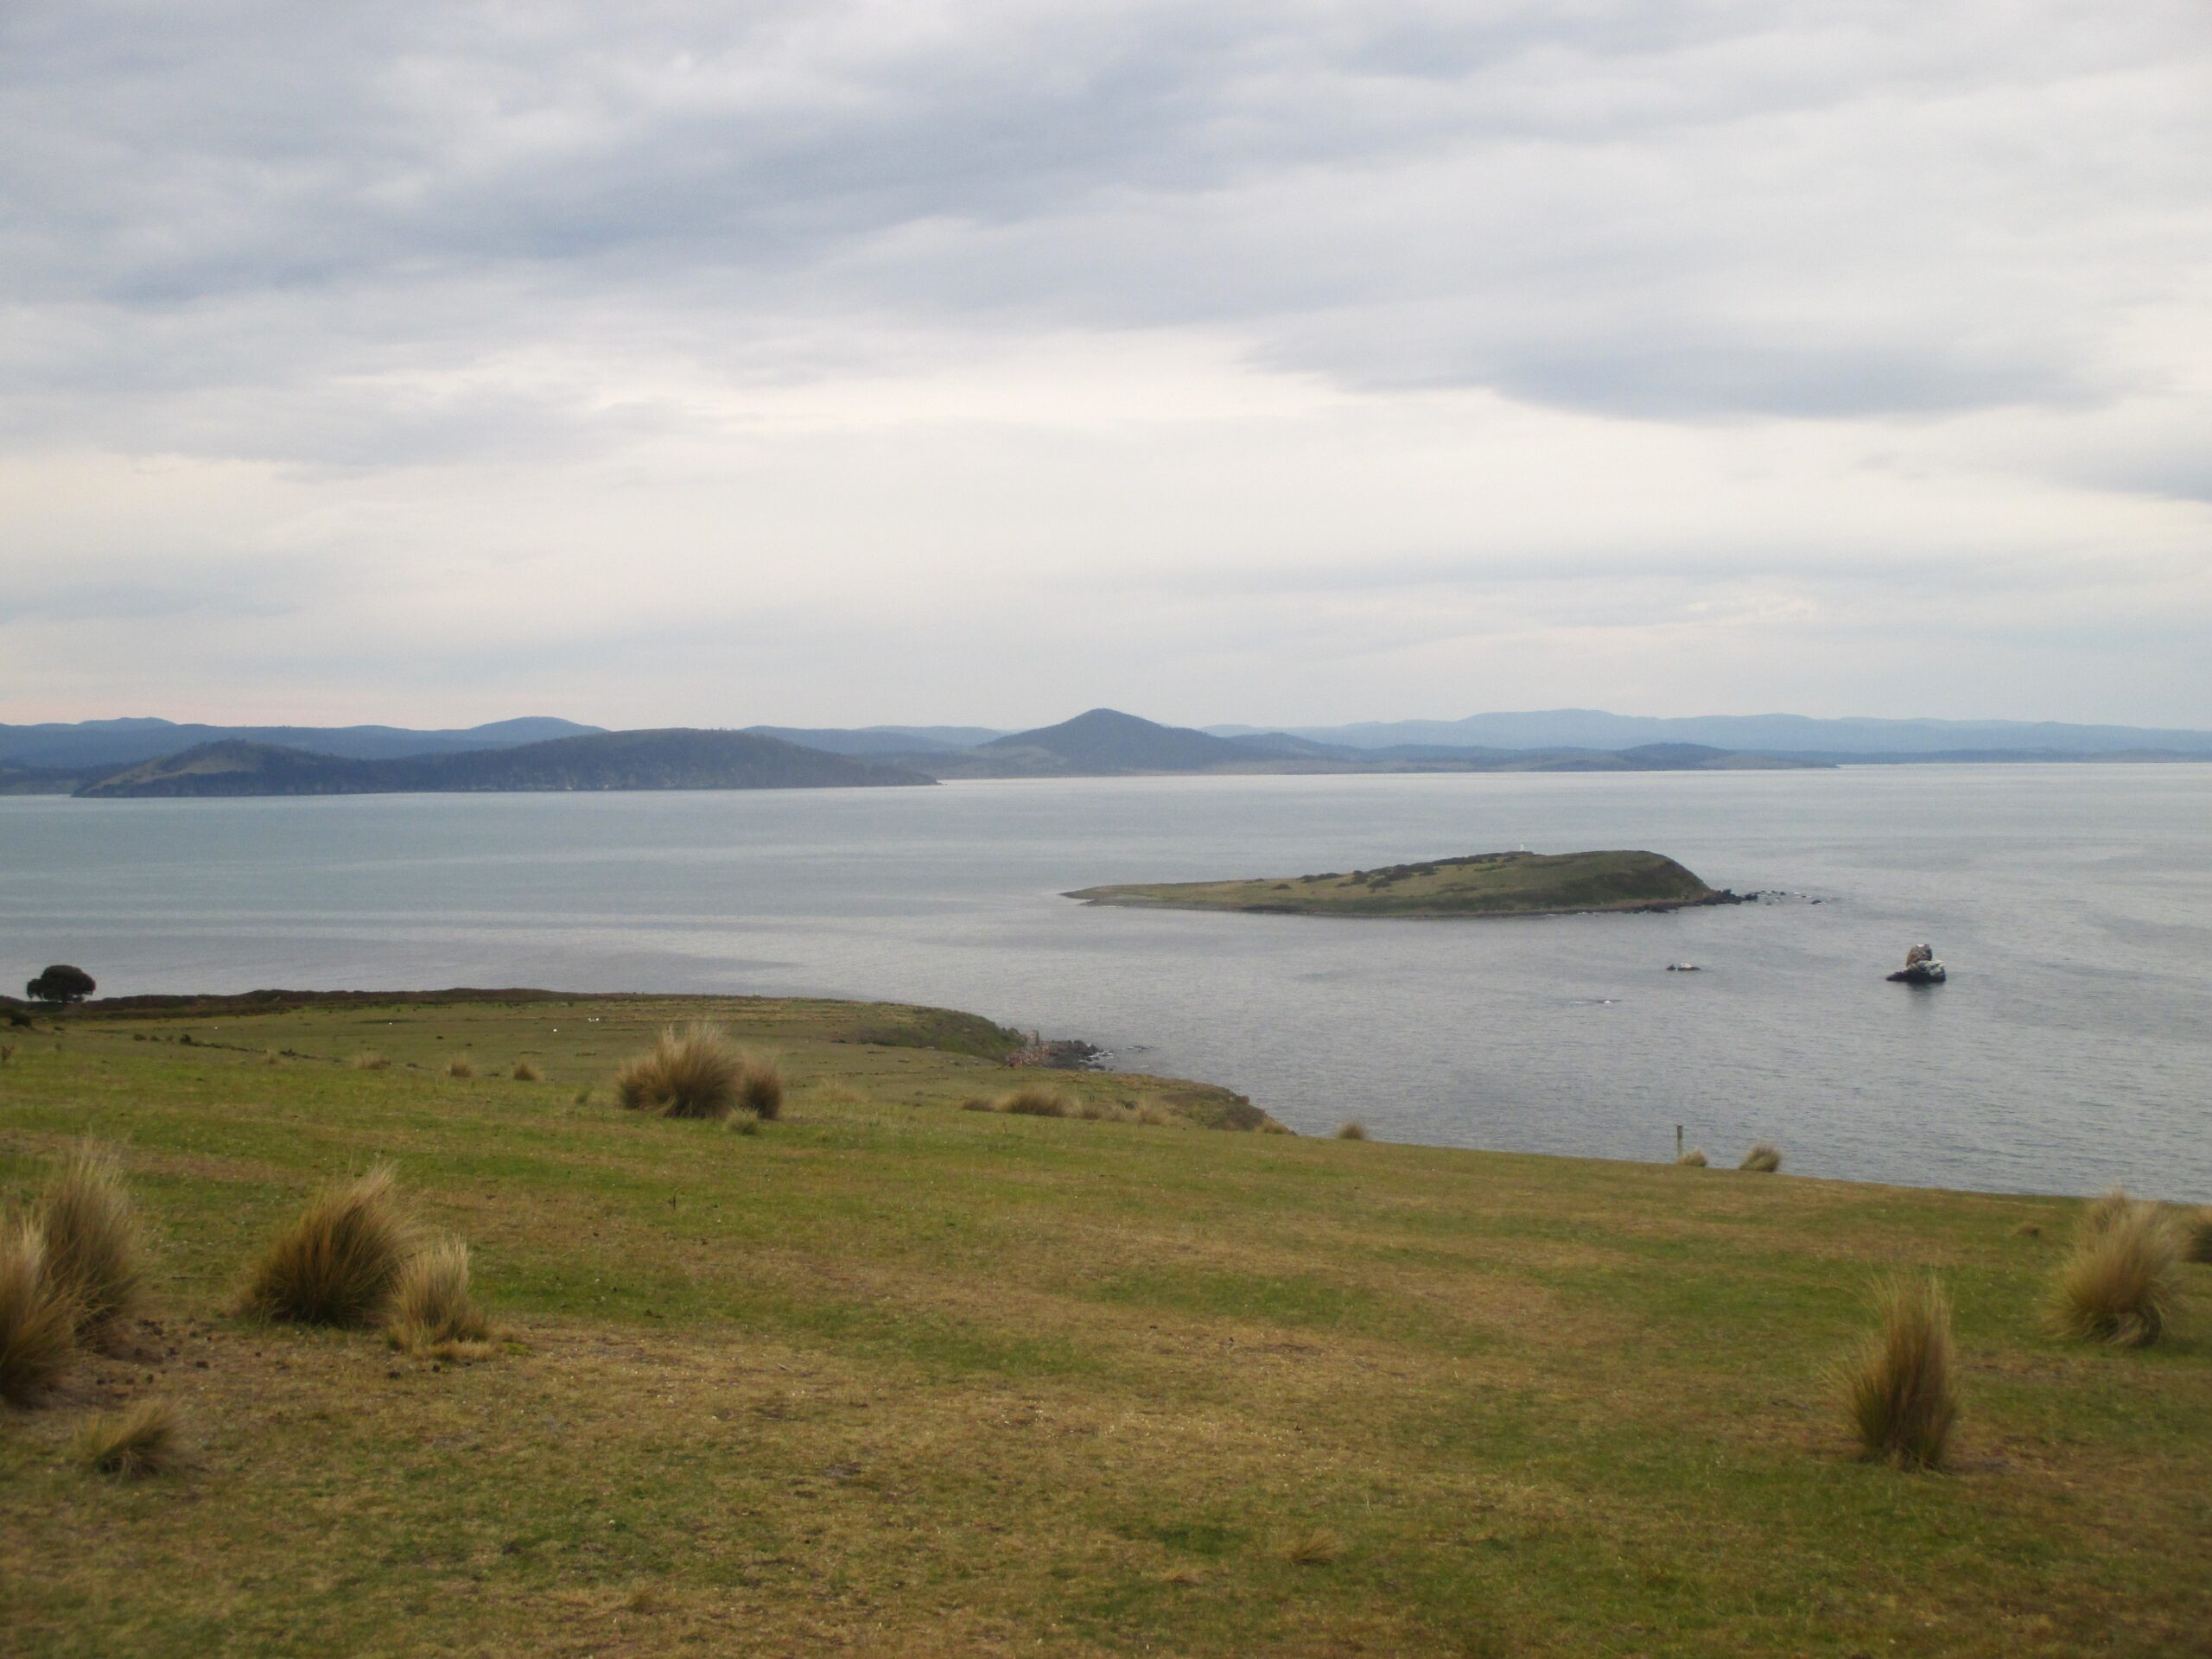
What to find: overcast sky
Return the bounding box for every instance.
[3,1,2208,730]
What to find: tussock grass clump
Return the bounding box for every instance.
[73,1397,184,1478]
[349,1052,391,1072]
[1676,1147,1709,1167]
[2013,1221,2043,1239]
[37,1145,142,1341]
[2184,1209,2212,1266]
[737,1057,783,1120]
[0,1217,79,1406]
[1284,1529,1343,1566]
[512,1058,540,1082]
[614,1025,741,1120]
[385,1239,493,1359]
[997,1084,1069,1118]
[1335,1120,1369,1141]
[2080,1187,2134,1237]
[238,1166,412,1328]
[446,1056,474,1078]
[1134,1103,1172,1127]
[262,1048,280,1065]
[1842,1275,1959,1470]
[2050,1193,2182,1347]
[1740,1143,1783,1173]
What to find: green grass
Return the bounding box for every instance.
[0,991,2206,1656]
[1067,849,1727,917]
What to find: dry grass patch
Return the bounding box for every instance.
[1283,1529,1343,1566]
[2050,1193,2183,1347]
[2179,1208,2212,1266]
[737,1056,783,1120]
[386,1238,494,1359]
[996,1084,1069,1118]
[446,1056,475,1078]
[1842,1274,1958,1470]
[238,1165,413,1328]
[73,1397,185,1478]
[36,1145,142,1343]
[512,1058,541,1082]
[0,1217,78,1406]
[1676,1147,1709,1167]
[1739,1143,1783,1173]
[614,1025,741,1120]
[1335,1121,1369,1141]
[348,1052,391,1072]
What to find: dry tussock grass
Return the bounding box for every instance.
[0,1217,78,1405]
[1842,1275,1958,1469]
[73,1397,185,1478]
[348,1052,391,1071]
[2050,1193,2182,1347]
[386,1238,494,1359]
[238,1166,413,1327]
[512,1058,541,1082]
[2184,1209,2212,1266]
[614,1025,741,1120]
[996,1084,1069,1118]
[1675,1148,1709,1167]
[1739,1143,1783,1173]
[737,1056,783,1120]
[446,1056,474,1078]
[37,1145,142,1342]
[1335,1121,1369,1141]
[1284,1529,1343,1566]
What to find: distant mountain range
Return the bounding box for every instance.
[0,715,603,771]
[5,706,2207,798]
[1205,709,2212,758]
[73,730,933,798]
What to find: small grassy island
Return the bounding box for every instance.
[1067,848,1736,918]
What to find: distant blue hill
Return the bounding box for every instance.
[0,716,602,770]
[1207,709,2212,757]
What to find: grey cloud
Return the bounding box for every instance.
[3,0,2206,452]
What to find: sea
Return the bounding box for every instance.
[3,765,2207,1200]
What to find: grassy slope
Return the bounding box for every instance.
[1069,849,1725,917]
[0,995,2205,1658]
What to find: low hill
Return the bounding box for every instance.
[76,729,934,797]
[1069,849,1734,917]
[743,724,1004,756]
[1,715,603,771]
[968,709,1255,774]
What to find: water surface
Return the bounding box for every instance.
[4,766,2206,1198]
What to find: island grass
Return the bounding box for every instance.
[0,993,2206,1657]
[1067,849,1726,918]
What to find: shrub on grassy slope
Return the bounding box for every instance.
[37,1146,142,1342]
[1843,1275,1959,1470]
[238,1166,412,1327]
[0,1217,78,1405]
[614,1025,741,1120]
[996,1084,1068,1117]
[2050,1193,2182,1347]
[1740,1143,1783,1173]
[1675,1148,1709,1166]
[1335,1121,1369,1141]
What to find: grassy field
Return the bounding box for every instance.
[2,992,2207,1657]
[1066,849,1729,918]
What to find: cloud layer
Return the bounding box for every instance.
[3,0,2208,725]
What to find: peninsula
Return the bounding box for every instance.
[1067,849,1736,917]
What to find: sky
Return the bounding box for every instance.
[3,0,2209,731]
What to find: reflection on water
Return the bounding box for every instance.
[4,765,2208,1199]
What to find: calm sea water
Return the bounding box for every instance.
[3,767,2207,1199]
